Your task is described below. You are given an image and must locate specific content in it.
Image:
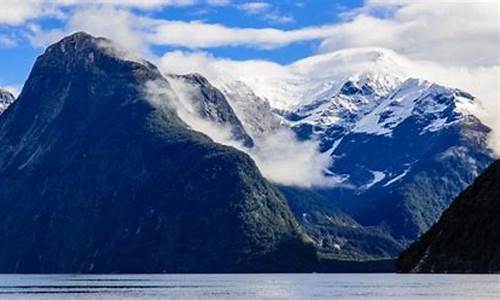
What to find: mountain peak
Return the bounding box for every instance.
[31,32,162,92]
[45,31,107,56]
[58,31,101,44]
[39,32,158,75]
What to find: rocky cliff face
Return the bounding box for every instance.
[0,32,317,273]
[397,160,500,273]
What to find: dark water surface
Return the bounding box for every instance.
[0,274,498,299]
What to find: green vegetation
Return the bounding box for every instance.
[398,160,500,273]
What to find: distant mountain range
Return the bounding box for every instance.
[398,160,500,273]
[0,32,495,271]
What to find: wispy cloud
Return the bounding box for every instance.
[206,0,231,6]
[237,1,294,24]
[0,35,17,48]
[149,21,330,48]
[237,2,271,14]
[0,0,230,25]
[263,12,293,24]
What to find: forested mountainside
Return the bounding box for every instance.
[398,160,500,273]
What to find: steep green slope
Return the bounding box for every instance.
[397,160,500,273]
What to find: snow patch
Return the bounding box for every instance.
[384,167,411,187]
[362,171,386,190]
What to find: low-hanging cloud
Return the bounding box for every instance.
[249,130,333,187]
[145,76,334,188]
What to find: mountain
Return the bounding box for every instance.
[0,88,15,115]
[397,160,500,273]
[280,51,493,250]
[0,32,317,273]
[202,48,494,259]
[302,77,493,243]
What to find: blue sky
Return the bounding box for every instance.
[0,0,497,101]
[0,0,365,89]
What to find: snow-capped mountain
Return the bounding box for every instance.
[292,74,401,151]
[286,63,493,245]
[184,47,494,257]
[351,78,477,137]
[292,76,486,188]
[0,88,15,115]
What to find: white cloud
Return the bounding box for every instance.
[0,0,63,25]
[263,12,294,24]
[0,35,17,48]
[0,0,230,25]
[236,2,293,24]
[24,5,320,50]
[249,129,333,187]
[237,2,271,14]
[319,0,500,67]
[149,21,336,48]
[157,50,297,109]
[27,7,155,58]
[206,0,231,6]
[5,0,499,57]
[55,0,197,9]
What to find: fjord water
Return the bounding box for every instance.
[0,274,499,299]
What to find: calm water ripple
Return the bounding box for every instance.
[0,273,499,299]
